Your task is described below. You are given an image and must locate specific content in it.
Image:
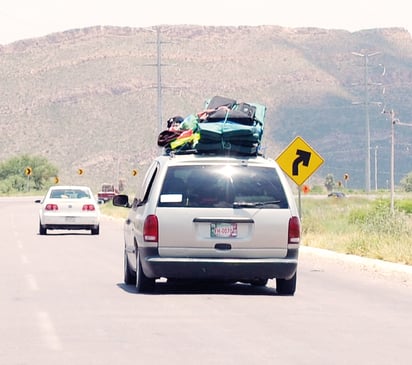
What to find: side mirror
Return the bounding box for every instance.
[112,194,131,208]
[34,199,41,203]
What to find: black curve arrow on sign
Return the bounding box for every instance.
[292,149,311,175]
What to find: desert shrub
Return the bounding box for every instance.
[349,199,409,236]
[396,199,412,214]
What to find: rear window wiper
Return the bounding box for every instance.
[233,200,281,208]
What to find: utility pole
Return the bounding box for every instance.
[144,27,177,138]
[155,27,162,136]
[144,27,168,136]
[383,109,412,214]
[390,110,396,214]
[352,51,381,193]
[374,145,378,191]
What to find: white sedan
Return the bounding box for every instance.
[36,185,100,235]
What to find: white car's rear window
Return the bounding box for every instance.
[49,189,91,199]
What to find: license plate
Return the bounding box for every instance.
[210,223,237,238]
[65,216,76,222]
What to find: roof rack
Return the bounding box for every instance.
[163,146,265,158]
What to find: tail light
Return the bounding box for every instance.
[45,204,58,211]
[288,216,301,244]
[82,204,96,211]
[143,215,158,242]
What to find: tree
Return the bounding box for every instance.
[0,154,58,193]
[324,173,335,192]
[400,172,412,192]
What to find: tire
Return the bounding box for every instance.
[124,250,136,285]
[250,278,268,287]
[91,225,100,235]
[136,249,155,293]
[276,272,297,295]
[39,222,47,235]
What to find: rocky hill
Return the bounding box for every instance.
[1,25,411,192]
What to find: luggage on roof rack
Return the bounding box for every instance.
[204,108,256,126]
[196,120,262,155]
[204,95,237,110]
[158,96,267,156]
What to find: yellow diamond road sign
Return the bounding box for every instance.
[276,136,324,186]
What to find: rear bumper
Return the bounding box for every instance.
[43,224,98,230]
[98,196,114,201]
[140,247,298,281]
[42,215,99,228]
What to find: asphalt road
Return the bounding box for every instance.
[1,196,411,365]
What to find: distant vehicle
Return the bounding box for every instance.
[328,192,346,198]
[97,183,117,203]
[35,185,100,235]
[112,154,301,295]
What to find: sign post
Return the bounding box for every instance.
[276,136,324,217]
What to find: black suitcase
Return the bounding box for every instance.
[205,95,237,110]
[204,108,255,126]
[235,102,256,119]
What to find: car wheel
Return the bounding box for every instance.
[250,278,268,287]
[39,222,47,235]
[276,272,297,295]
[136,249,155,293]
[124,250,136,285]
[91,225,100,235]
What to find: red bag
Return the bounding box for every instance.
[157,130,183,147]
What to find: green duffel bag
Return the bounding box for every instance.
[197,122,223,142]
[221,121,262,143]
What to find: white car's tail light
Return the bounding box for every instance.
[288,216,301,244]
[45,204,58,211]
[82,204,96,211]
[143,214,158,242]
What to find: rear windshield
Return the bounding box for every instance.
[49,189,91,199]
[158,164,289,209]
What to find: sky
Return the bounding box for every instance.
[1,0,412,45]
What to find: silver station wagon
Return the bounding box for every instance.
[113,154,301,295]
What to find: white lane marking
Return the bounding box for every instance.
[25,274,39,291]
[36,311,63,351]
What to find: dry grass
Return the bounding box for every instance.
[301,195,412,265]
